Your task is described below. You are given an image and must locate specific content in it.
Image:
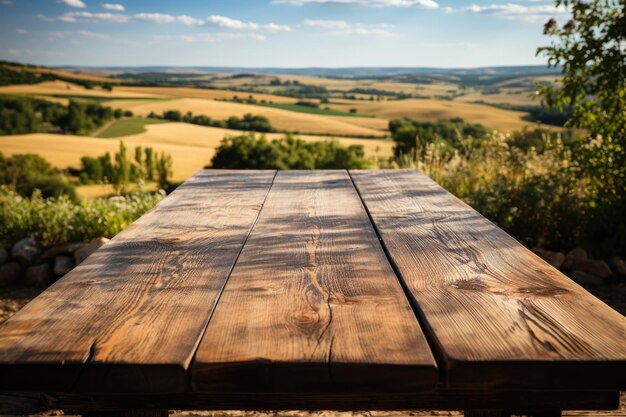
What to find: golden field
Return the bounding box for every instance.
[115,86,298,104]
[0,81,161,98]
[327,98,555,132]
[0,123,394,181]
[0,80,551,133]
[107,97,389,137]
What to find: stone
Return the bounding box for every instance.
[570,270,605,286]
[11,237,41,266]
[0,262,21,287]
[607,256,626,277]
[24,264,53,287]
[41,243,85,260]
[533,249,566,269]
[569,258,613,279]
[0,247,8,264]
[74,237,110,265]
[562,247,588,270]
[53,255,75,276]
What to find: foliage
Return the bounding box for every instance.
[157,110,275,133]
[210,134,373,170]
[401,132,588,251]
[538,0,625,139]
[0,95,126,135]
[0,153,76,200]
[390,118,490,157]
[0,186,165,247]
[79,142,173,191]
[538,0,626,255]
[506,128,582,153]
[155,152,173,189]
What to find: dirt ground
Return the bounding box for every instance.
[0,284,624,417]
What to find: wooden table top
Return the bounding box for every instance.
[0,170,624,396]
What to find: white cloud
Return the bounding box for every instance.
[0,0,13,5]
[16,28,28,34]
[57,11,204,25]
[459,3,568,22]
[59,11,129,23]
[303,19,394,36]
[58,0,86,8]
[207,15,291,32]
[154,32,266,42]
[262,23,291,32]
[49,30,111,39]
[208,15,259,29]
[303,19,351,29]
[133,13,204,25]
[273,0,438,8]
[102,3,124,11]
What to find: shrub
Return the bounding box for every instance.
[403,132,589,252]
[0,153,76,200]
[0,186,165,247]
[210,134,373,170]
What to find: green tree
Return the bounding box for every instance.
[538,0,625,139]
[538,0,626,255]
[80,156,103,183]
[144,147,155,181]
[156,152,173,190]
[0,153,76,200]
[113,141,131,192]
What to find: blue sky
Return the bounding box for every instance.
[0,0,569,68]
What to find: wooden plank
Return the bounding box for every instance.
[192,170,437,393]
[0,170,276,393]
[29,390,620,412]
[350,169,626,390]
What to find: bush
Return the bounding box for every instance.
[0,95,123,135]
[0,153,76,200]
[390,118,490,157]
[404,132,589,252]
[210,134,373,170]
[0,186,165,247]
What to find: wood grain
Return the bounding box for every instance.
[0,170,276,393]
[192,170,437,394]
[350,169,626,390]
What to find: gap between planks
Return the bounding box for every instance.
[346,169,448,383]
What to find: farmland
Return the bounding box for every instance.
[0,62,568,188]
[97,118,170,138]
[0,123,394,181]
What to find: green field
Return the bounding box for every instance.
[97,118,170,138]
[255,102,373,118]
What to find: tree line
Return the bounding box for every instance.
[0,95,132,136]
[150,110,274,133]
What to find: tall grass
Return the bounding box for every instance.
[396,131,589,251]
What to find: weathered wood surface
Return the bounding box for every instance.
[350,169,626,390]
[0,170,276,393]
[192,170,437,393]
